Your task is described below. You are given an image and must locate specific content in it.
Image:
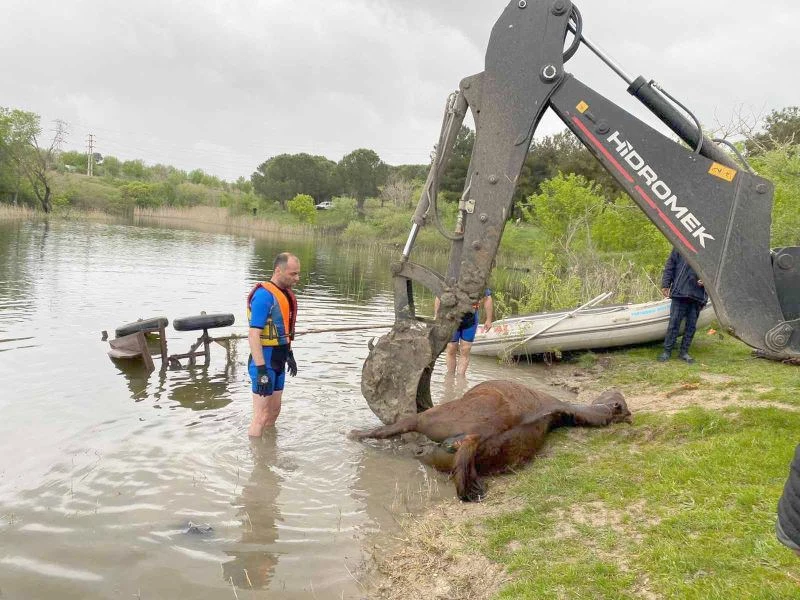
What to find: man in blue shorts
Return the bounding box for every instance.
[435,289,493,376]
[247,252,300,437]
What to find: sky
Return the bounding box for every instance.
[1,0,797,182]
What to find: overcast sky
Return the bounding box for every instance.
[2,0,797,181]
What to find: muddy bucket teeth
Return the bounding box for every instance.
[360,319,436,425]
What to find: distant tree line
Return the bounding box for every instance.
[3,103,798,248]
[247,124,630,216]
[1,106,256,213]
[252,148,394,216]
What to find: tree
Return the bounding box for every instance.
[287,193,317,224]
[521,130,622,202]
[121,159,147,180]
[337,148,388,216]
[746,106,800,154]
[380,171,417,208]
[100,155,122,178]
[750,146,800,247]
[233,176,253,194]
[58,150,86,173]
[0,111,17,202]
[251,153,338,209]
[0,108,67,212]
[120,181,164,208]
[522,172,605,252]
[438,125,474,203]
[391,163,429,182]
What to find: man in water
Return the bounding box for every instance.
[246,252,300,436]
[435,289,493,377]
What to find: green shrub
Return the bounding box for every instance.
[522,172,605,252]
[287,193,317,223]
[119,181,163,208]
[751,147,800,246]
[341,220,377,244]
[592,193,670,271]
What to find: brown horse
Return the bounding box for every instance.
[350,380,632,502]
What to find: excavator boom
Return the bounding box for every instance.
[361,0,800,424]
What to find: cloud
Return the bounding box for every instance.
[1,0,796,180]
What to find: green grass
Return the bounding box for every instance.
[473,405,800,599]
[593,329,800,407]
[442,332,800,599]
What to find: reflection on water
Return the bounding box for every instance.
[0,218,553,599]
[441,373,471,404]
[223,435,281,589]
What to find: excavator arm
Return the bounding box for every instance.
[361,0,800,424]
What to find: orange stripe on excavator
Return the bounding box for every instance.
[571,115,634,183]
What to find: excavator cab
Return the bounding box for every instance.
[361,0,800,424]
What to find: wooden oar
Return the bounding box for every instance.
[500,291,613,359]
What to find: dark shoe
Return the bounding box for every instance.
[657,351,671,362]
[679,353,695,364]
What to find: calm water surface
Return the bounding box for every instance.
[0,218,553,599]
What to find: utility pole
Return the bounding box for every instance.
[86,134,95,176]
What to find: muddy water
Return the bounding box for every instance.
[0,219,554,599]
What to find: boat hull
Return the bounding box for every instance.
[471,299,716,357]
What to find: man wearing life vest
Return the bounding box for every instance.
[247,252,300,437]
[434,288,493,377]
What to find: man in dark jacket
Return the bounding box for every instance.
[777,444,800,557]
[658,248,708,364]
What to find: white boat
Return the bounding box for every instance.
[471,298,716,357]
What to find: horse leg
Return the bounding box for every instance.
[474,419,550,475]
[348,414,419,440]
[452,433,486,502]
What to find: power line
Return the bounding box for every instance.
[86,133,96,176]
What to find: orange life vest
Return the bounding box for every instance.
[247,281,297,346]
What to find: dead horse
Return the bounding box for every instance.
[350,380,632,502]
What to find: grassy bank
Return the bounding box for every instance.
[365,334,800,599]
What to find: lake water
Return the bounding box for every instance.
[0,217,553,599]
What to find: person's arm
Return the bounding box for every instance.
[248,328,265,366]
[248,288,272,367]
[661,250,677,297]
[483,294,494,331]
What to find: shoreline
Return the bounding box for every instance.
[357,353,800,599]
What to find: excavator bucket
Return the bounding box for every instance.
[361,265,481,424]
[360,319,436,425]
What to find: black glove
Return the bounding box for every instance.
[286,351,297,377]
[255,365,273,396]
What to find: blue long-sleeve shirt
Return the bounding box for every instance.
[661,249,708,305]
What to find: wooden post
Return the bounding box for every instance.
[136,332,155,372]
[157,321,168,364]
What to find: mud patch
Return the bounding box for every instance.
[360,480,520,600]
[542,362,796,415]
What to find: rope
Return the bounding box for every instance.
[225,322,396,340]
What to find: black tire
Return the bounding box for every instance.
[173,313,235,331]
[115,317,169,338]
